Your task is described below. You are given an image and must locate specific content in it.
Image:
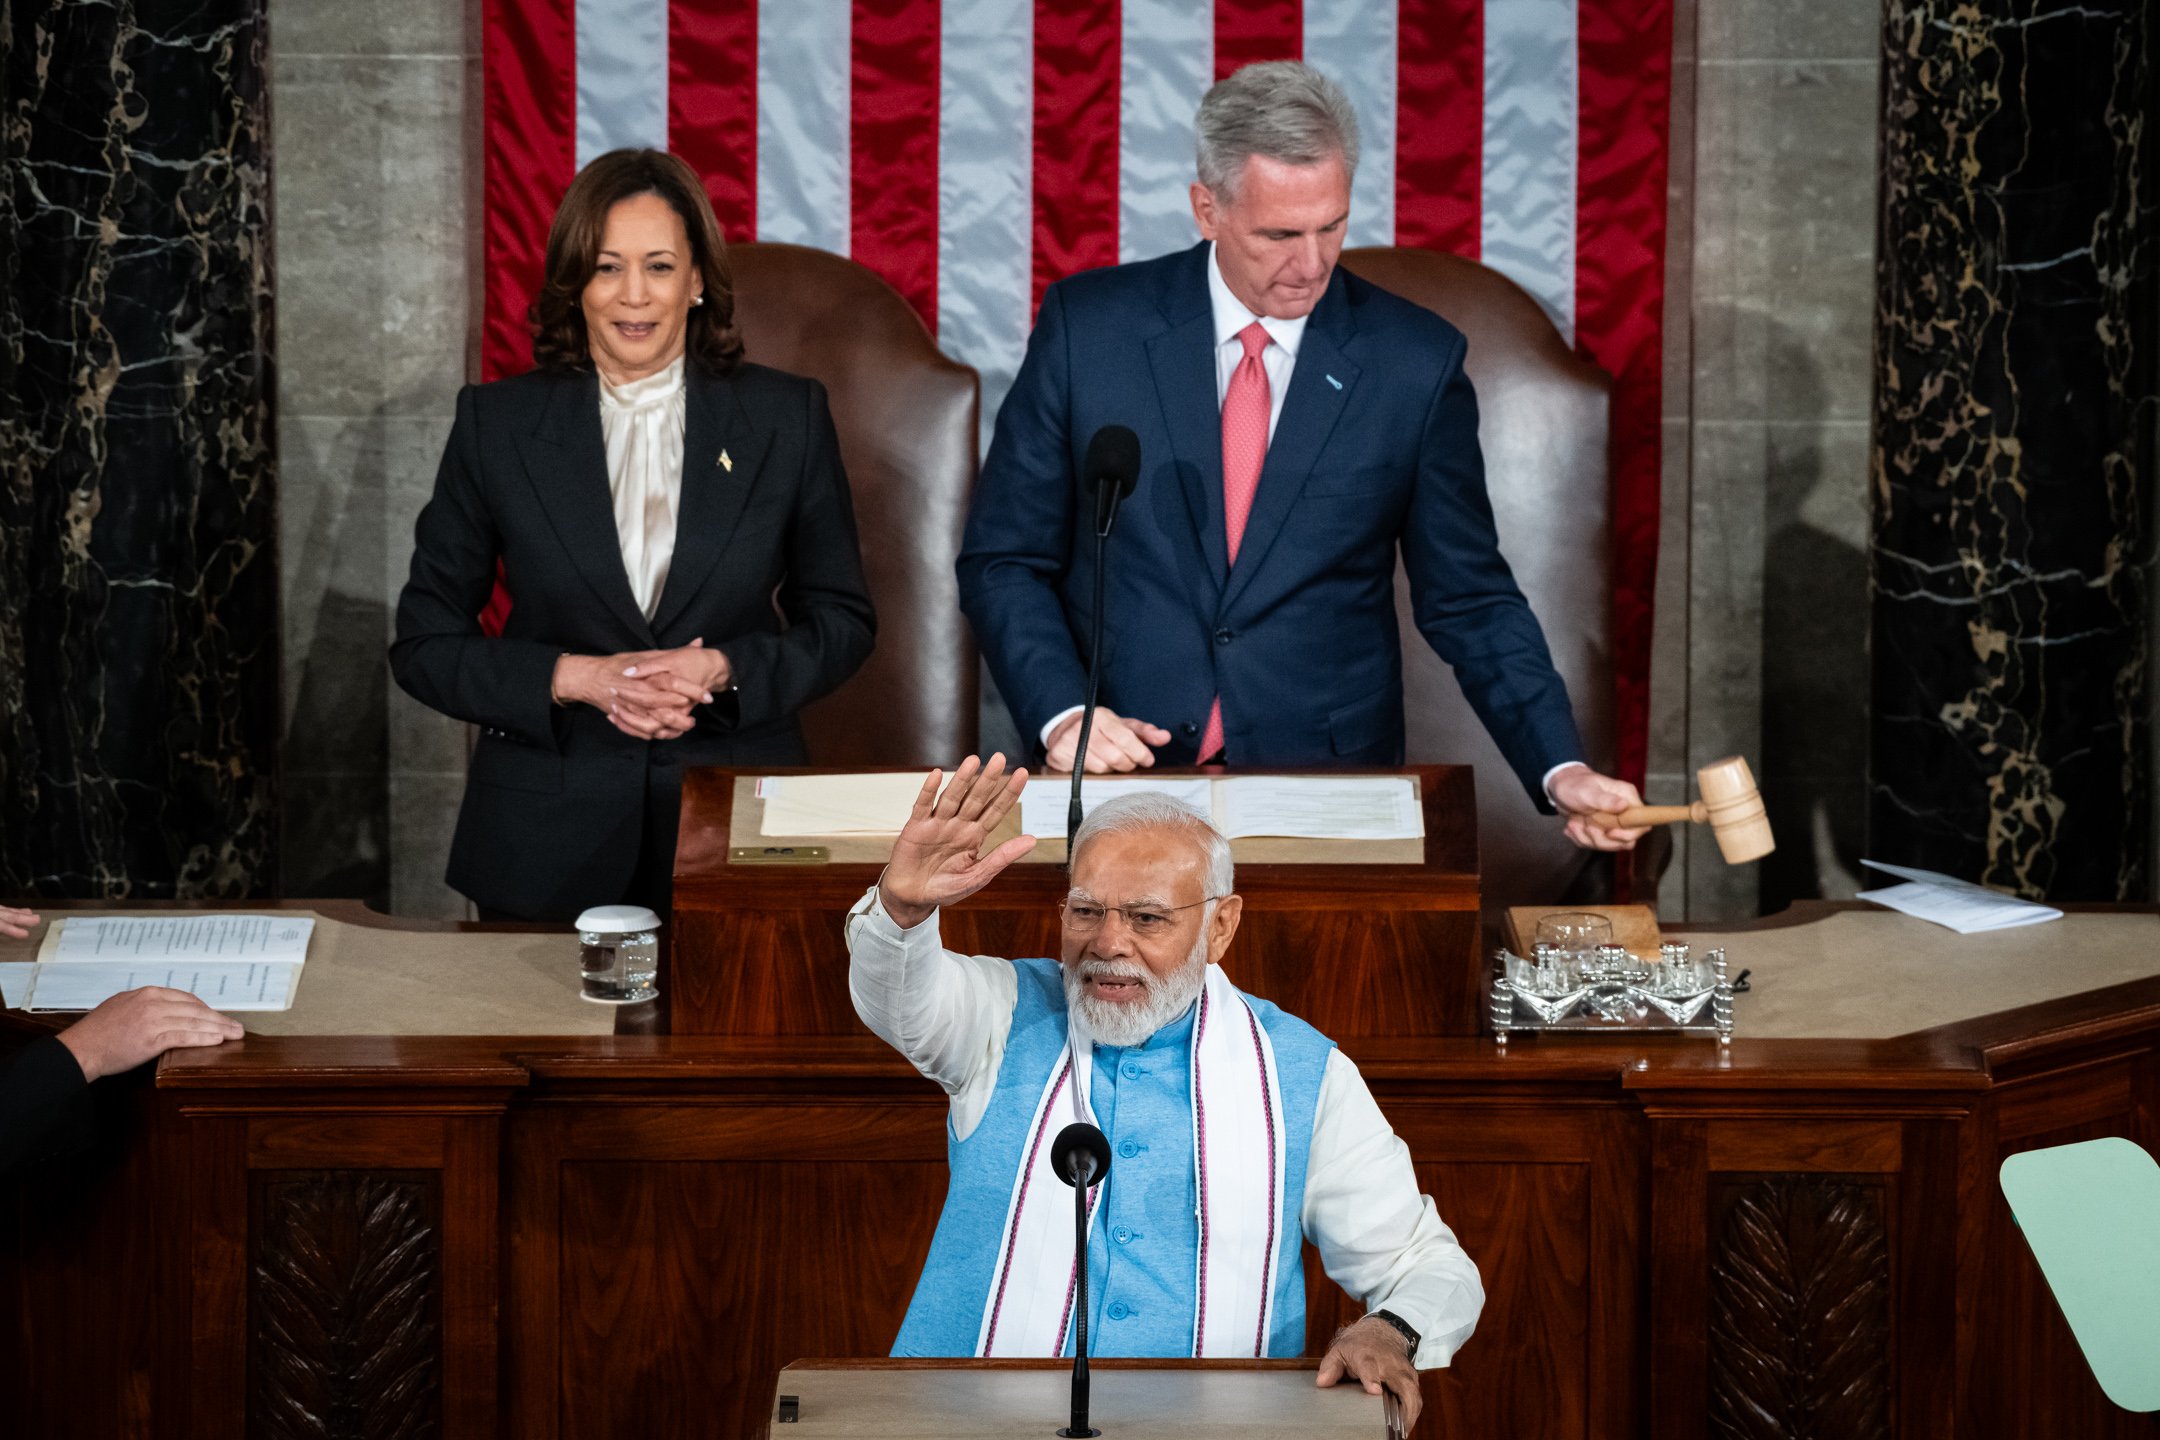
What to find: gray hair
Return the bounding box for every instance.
[1069,792,1235,899]
[1195,61,1361,204]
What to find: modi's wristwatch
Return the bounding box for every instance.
[1368,1309,1421,1354]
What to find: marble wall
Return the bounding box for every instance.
[271,0,478,916]
[1869,0,2152,900]
[1,0,280,899]
[1647,0,1883,919]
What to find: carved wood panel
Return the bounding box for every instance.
[249,1170,443,1440]
[1707,1176,1890,1440]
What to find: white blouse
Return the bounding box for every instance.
[598,356,688,619]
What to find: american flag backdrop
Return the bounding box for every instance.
[480,0,1674,784]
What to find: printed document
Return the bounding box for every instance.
[1019,778,1214,838]
[1214,776,1424,840]
[1019,775,1423,841]
[1858,860,2062,935]
[50,914,313,962]
[10,914,314,1012]
[28,961,300,1012]
[761,773,938,835]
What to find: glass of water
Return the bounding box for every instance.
[1534,912,1613,966]
[575,904,660,1004]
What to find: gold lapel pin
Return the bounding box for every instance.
[719,448,733,472]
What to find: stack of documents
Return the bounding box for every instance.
[1858,860,2063,935]
[1018,775,1423,841]
[10,915,312,1012]
[757,772,1424,843]
[759,773,934,835]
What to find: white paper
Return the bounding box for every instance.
[1214,776,1424,840]
[0,964,32,1008]
[26,960,300,1012]
[1020,777,1214,837]
[1858,859,2062,935]
[51,914,314,962]
[760,772,935,836]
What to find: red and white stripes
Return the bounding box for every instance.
[480,0,1672,781]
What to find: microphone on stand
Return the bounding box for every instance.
[1052,1121,1114,1438]
[1068,425,1143,854]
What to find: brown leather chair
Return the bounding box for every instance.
[1338,248,1620,910]
[725,242,981,765]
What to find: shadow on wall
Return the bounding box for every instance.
[279,404,394,908]
[1756,317,1869,911]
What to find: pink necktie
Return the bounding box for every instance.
[1198,322,1271,762]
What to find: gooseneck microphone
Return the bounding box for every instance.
[1052,1121,1114,1438]
[1068,425,1143,853]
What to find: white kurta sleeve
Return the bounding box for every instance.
[844,886,1020,1141]
[1300,1049,1486,1369]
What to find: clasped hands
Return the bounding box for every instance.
[552,639,732,740]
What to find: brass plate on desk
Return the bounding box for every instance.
[730,845,831,864]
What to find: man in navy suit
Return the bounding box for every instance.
[959,61,1642,847]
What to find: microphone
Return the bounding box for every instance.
[1052,1122,1113,1439]
[1068,426,1143,853]
[1085,424,1142,539]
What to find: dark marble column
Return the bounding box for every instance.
[0,0,278,898]
[1870,0,2154,899]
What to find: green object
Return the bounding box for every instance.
[1999,1137,2160,1412]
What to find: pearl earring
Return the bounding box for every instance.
[692,294,705,307]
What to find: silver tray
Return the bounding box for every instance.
[1489,942,1735,1042]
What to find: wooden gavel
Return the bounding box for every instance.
[1589,755,1775,864]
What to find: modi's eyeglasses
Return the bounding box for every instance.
[1059,896,1230,937]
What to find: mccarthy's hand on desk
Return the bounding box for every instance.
[1044,708,1172,773]
[1317,1316,1422,1434]
[56,987,245,1082]
[0,905,39,940]
[878,755,1039,930]
[1551,765,1647,852]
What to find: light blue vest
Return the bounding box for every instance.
[893,958,1334,1358]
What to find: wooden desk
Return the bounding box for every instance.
[3,903,2158,1440]
[768,1358,1377,1437]
[668,765,1486,1038]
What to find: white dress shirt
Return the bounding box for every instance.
[844,886,1485,1368]
[598,355,687,619]
[1205,241,1307,443]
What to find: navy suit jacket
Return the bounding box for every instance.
[957,242,1583,806]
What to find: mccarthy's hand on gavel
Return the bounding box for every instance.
[551,639,733,741]
[1580,756,1774,864]
[1550,766,1648,851]
[878,754,1040,930]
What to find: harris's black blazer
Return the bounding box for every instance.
[391,361,876,919]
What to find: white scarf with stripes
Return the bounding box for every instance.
[974,963,1288,1359]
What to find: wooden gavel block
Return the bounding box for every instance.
[1589,755,1774,865]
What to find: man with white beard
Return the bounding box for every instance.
[846,754,1484,1430]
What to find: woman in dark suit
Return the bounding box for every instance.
[391,149,875,921]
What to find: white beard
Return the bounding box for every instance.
[1063,936,1210,1049]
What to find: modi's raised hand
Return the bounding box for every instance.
[877,754,1038,929]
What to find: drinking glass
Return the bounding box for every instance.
[575,904,660,1004]
[1533,912,1613,967]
